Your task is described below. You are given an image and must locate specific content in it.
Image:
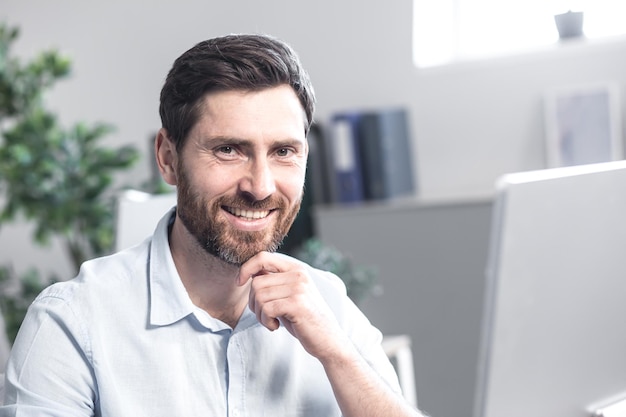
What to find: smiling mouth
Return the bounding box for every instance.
[224,206,272,220]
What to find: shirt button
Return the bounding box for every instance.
[232,408,240,417]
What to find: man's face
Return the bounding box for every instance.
[174,85,308,265]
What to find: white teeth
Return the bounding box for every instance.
[227,207,270,220]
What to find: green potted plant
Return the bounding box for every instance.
[0,23,139,343]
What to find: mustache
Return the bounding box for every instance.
[217,194,286,211]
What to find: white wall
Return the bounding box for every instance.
[1,1,626,413]
[0,0,418,279]
[3,1,626,278]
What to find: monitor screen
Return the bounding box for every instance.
[474,160,626,417]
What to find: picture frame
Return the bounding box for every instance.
[544,82,623,168]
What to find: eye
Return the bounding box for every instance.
[276,147,291,157]
[213,144,241,161]
[217,145,235,155]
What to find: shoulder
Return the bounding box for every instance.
[33,239,151,315]
[78,238,151,283]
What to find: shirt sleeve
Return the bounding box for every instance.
[310,267,404,395]
[0,285,96,417]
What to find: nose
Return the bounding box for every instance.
[239,158,276,201]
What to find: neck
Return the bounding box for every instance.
[168,215,249,328]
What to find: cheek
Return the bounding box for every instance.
[195,168,239,196]
[282,171,306,201]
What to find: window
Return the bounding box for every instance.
[413,0,626,68]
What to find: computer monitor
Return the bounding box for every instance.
[474,160,626,417]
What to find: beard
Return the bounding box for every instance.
[175,165,302,266]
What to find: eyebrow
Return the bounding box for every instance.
[203,136,306,149]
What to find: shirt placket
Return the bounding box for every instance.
[226,331,247,417]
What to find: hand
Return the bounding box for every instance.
[239,253,422,417]
[238,251,348,360]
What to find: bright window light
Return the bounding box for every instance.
[413,0,626,68]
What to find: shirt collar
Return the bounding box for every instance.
[147,208,256,333]
[149,208,196,327]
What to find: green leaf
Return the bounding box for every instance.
[0,22,142,340]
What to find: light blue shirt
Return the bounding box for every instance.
[0,209,401,417]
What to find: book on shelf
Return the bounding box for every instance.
[357,108,415,201]
[320,107,416,205]
[327,112,366,204]
[306,122,333,206]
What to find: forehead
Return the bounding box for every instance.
[192,85,307,142]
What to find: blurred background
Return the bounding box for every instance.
[1,1,625,416]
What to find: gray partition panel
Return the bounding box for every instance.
[314,197,493,417]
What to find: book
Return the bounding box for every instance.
[328,112,365,203]
[305,122,332,206]
[357,108,416,201]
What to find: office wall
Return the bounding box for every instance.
[0,0,420,279]
[1,1,625,414]
[2,1,626,278]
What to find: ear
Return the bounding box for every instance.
[155,128,178,186]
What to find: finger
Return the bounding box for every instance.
[250,284,281,331]
[237,251,285,285]
[250,279,293,330]
[238,273,254,287]
[260,310,280,331]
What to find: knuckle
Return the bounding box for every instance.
[293,269,309,284]
[261,299,279,318]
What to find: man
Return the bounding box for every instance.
[0,34,424,417]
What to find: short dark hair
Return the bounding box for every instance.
[159,34,316,150]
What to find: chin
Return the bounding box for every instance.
[210,235,283,266]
